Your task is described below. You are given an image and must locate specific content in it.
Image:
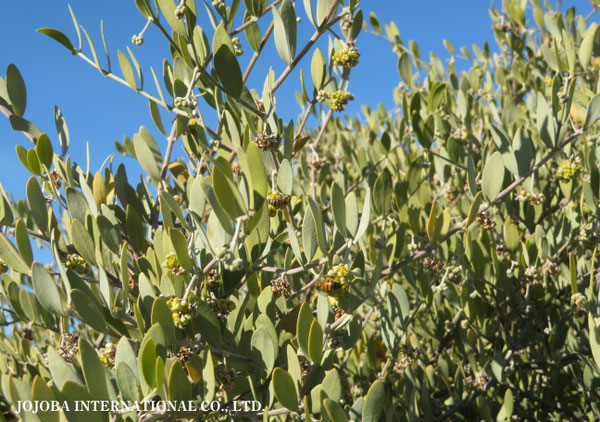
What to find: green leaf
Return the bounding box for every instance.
[126,204,146,254]
[273,368,299,412]
[9,115,42,139]
[362,379,385,422]
[584,93,600,131]
[570,254,577,294]
[214,45,243,99]
[26,177,48,233]
[70,218,97,265]
[355,188,371,240]
[397,53,413,86]
[537,94,556,147]
[579,23,598,69]
[133,126,163,181]
[251,326,275,377]
[345,191,358,237]
[481,152,505,202]
[589,313,600,372]
[37,28,76,53]
[504,219,521,252]
[118,50,137,90]
[96,215,122,254]
[149,100,166,136]
[0,232,30,274]
[31,376,59,422]
[466,192,483,227]
[78,337,110,400]
[272,0,297,65]
[331,182,347,237]
[71,289,107,332]
[302,208,318,260]
[156,0,187,37]
[32,262,64,315]
[169,227,194,272]
[311,48,326,89]
[323,399,349,422]
[316,0,337,27]
[373,169,393,215]
[212,159,246,218]
[192,299,222,347]
[138,338,157,389]
[296,303,313,359]
[308,319,323,364]
[562,29,575,74]
[14,219,32,269]
[116,363,140,402]
[35,133,54,169]
[151,297,177,342]
[6,64,27,117]
[168,361,193,401]
[277,159,293,195]
[46,348,81,389]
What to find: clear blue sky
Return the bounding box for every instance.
[0,0,593,201]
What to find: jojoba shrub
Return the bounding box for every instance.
[1,0,600,421]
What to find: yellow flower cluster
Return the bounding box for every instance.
[64,254,88,275]
[98,342,116,369]
[333,42,360,68]
[163,253,184,276]
[167,297,195,328]
[556,157,582,181]
[324,90,354,111]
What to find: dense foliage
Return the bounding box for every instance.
[1,0,600,420]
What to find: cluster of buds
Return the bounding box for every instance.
[445,186,457,201]
[540,259,560,276]
[340,15,353,32]
[267,191,291,211]
[22,327,34,341]
[167,297,197,328]
[300,361,311,383]
[447,265,462,282]
[131,34,144,45]
[556,156,582,181]
[231,37,243,56]
[216,367,237,393]
[475,212,496,230]
[163,253,185,276]
[209,298,236,320]
[205,269,219,290]
[174,3,187,19]
[0,262,7,274]
[333,42,360,68]
[50,169,62,189]
[470,371,491,391]
[58,333,78,362]
[317,90,354,111]
[212,0,225,11]
[450,127,471,140]
[431,281,449,294]
[308,158,326,170]
[176,346,195,364]
[423,257,443,272]
[64,254,89,275]
[215,247,244,271]
[271,275,291,297]
[231,163,242,178]
[174,96,198,109]
[571,293,587,309]
[523,266,538,280]
[393,346,416,374]
[98,342,116,369]
[495,243,509,260]
[544,75,552,86]
[516,189,545,205]
[253,131,278,151]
